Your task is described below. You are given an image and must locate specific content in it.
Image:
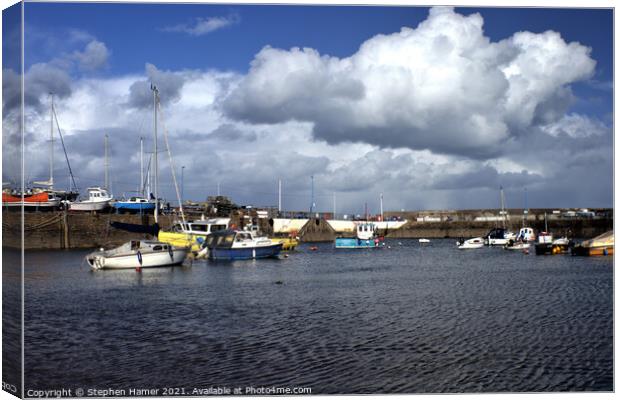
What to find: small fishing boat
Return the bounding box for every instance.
[457,237,485,249]
[503,239,531,251]
[112,196,156,213]
[571,231,614,256]
[335,222,382,249]
[200,230,283,260]
[485,227,517,246]
[158,218,230,252]
[69,187,113,211]
[419,238,431,244]
[86,240,188,270]
[516,227,536,242]
[534,232,572,255]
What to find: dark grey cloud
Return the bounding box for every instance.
[431,165,543,191]
[208,124,257,142]
[128,63,186,109]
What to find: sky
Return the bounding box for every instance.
[2,2,614,215]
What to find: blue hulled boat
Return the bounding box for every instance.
[335,222,382,249]
[113,196,156,213]
[202,230,283,260]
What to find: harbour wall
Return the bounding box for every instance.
[2,211,613,249]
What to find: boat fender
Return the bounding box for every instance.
[603,248,608,256]
[168,246,174,259]
[137,250,143,265]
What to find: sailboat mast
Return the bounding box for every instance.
[49,93,54,188]
[380,193,384,221]
[152,85,159,224]
[104,134,109,190]
[140,137,144,196]
[500,186,506,228]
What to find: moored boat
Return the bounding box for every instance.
[113,196,156,213]
[457,237,485,249]
[70,187,113,211]
[158,218,230,252]
[201,230,283,260]
[571,231,614,256]
[269,236,300,251]
[335,222,382,249]
[534,232,572,255]
[485,227,517,246]
[86,240,188,270]
[2,190,61,209]
[504,239,531,251]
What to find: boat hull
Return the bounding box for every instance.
[269,237,299,251]
[113,202,155,212]
[87,248,188,269]
[335,237,380,249]
[208,243,283,260]
[70,200,110,211]
[158,231,205,252]
[458,243,484,249]
[504,243,531,251]
[571,246,613,257]
[535,243,571,255]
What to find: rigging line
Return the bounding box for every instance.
[52,107,78,192]
[157,101,186,225]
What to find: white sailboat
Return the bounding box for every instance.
[486,186,516,246]
[86,85,189,270]
[70,134,113,211]
[86,240,187,270]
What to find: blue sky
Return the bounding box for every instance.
[22,4,613,121]
[3,3,615,212]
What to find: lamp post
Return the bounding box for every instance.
[181,166,185,206]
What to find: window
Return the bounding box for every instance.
[153,245,162,251]
[192,224,208,232]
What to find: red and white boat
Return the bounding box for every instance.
[2,190,61,209]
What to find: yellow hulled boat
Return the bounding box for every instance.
[270,237,299,251]
[158,218,230,252]
[571,230,614,256]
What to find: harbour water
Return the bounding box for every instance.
[7,239,613,394]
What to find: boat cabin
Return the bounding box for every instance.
[205,230,240,249]
[204,230,271,250]
[170,218,230,235]
[128,196,151,203]
[517,227,535,242]
[356,223,377,240]
[86,187,111,200]
[486,228,509,239]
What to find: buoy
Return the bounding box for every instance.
[283,254,289,258]
[523,249,529,255]
[310,246,318,251]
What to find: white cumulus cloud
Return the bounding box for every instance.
[223,6,596,159]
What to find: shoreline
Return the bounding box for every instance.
[2,209,612,250]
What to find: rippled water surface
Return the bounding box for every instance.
[14,239,613,393]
